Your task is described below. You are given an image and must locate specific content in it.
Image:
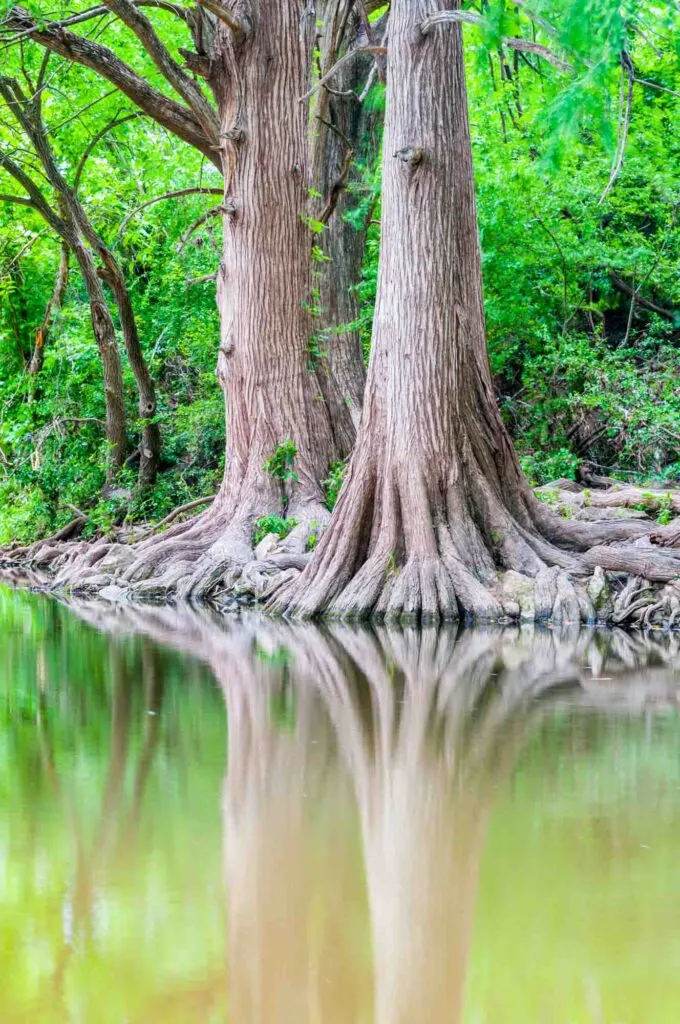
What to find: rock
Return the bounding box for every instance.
[276,522,311,555]
[573,507,649,522]
[254,532,279,561]
[586,566,613,619]
[98,584,129,604]
[501,570,536,620]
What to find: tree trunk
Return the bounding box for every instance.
[130,1,354,597]
[28,241,69,377]
[273,0,668,623]
[309,1,377,447]
[96,253,161,487]
[71,235,128,479]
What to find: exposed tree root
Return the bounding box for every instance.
[2,471,680,629]
[268,453,680,627]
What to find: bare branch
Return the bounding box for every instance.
[420,10,484,33]
[634,76,680,100]
[421,11,572,71]
[175,204,223,252]
[118,186,223,233]
[195,0,245,36]
[301,45,387,103]
[599,52,634,205]
[0,1,189,42]
[186,271,217,285]
[0,191,34,207]
[503,37,572,72]
[0,143,64,233]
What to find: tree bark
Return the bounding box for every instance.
[141,0,355,597]
[309,1,378,447]
[272,0,663,623]
[95,250,161,487]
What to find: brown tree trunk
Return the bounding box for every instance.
[309,1,377,447]
[70,234,128,479]
[273,0,671,623]
[96,252,161,487]
[28,241,70,377]
[127,1,356,598]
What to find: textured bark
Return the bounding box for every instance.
[28,240,69,376]
[272,0,670,623]
[309,1,377,447]
[142,0,353,597]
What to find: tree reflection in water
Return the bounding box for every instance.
[67,600,680,1023]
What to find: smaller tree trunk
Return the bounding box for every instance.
[70,234,128,478]
[28,241,70,376]
[96,254,161,487]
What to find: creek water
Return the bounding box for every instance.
[2,585,680,1023]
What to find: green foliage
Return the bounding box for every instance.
[0,0,679,547]
[520,449,581,487]
[252,515,298,547]
[322,460,347,510]
[263,440,299,485]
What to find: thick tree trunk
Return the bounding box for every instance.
[28,241,69,376]
[272,0,676,623]
[124,1,353,597]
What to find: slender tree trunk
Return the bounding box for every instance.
[273,0,664,623]
[309,1,378,446]
[70,234,128,479]
[28,241,70,376]
[96,253,161,487]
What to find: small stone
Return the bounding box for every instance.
[254,532,279,561]
[586,566,613,619]
[98,584,129,603]
[501,570,536,621]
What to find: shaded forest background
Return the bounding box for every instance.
[1,0,678,544]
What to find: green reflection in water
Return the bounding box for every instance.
[1,586,680,1023]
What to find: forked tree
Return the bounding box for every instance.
[273,0,680,622]
[2,1,378,583]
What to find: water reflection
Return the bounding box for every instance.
[2,588,680,1022]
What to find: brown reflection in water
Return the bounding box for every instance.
[66,601,680,1024]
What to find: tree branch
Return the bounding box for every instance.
[175,204,224,251]
[609,272,677,322]
[0,191,34,207]
[98,0,220,142]
[599,51,634,206]
[118,186,223,233]
[73,111,140,192]
[420,11,572,71]
[1,7,219,168]
[195,0,245,36]
[301,45,387,103]
[0,143,64,233]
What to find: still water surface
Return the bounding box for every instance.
[2,587,680,1023]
